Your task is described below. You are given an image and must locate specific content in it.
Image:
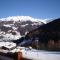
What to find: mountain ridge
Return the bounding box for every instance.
[0,16,47,41]
[0,16,48,24]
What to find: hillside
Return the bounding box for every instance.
[0,16,46,41]
[25,18,60,51]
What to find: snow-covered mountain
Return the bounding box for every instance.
[0,16,47,23]
[0,16,48,41]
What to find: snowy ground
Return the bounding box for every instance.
[20,48,60,60]
[0,42,60,60]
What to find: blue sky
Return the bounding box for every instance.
[0,0,60,19]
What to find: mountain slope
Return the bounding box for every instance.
[0,16,47,41]
[25,18,60,51]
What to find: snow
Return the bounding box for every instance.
[4,24,11,27]
[0,30,21,41]
[0,32,21,41]
[25,31,29,35]
[0,43,60,60]
[4,43,16,49]
[21,24,28,27]
[0,42,16,49]
[12,27,17,30]
[31,22,42,26]
[0,42,16,53]
[3,33,21,40]
[9,47,60,60]
[0,31,5,35]
[20,48,60,60]
[0,16,48,24]
[8,46,60,60]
